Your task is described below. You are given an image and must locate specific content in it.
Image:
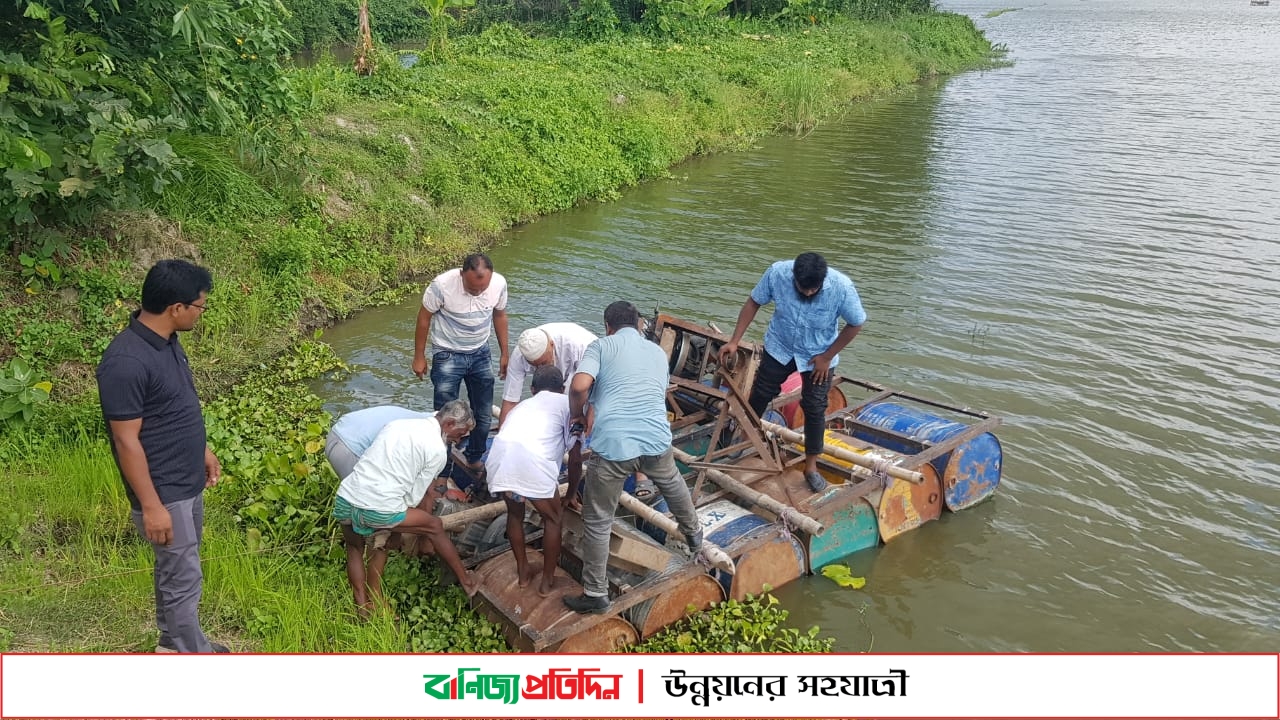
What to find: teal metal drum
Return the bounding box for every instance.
[805,500,880,570]
[852,402,1002,511]
[699,500,807,599]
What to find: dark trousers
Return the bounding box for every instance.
[748,351,831,455]
[429,345,495,463]
[131,493,212,653]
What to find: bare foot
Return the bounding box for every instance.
[355,602,374,621]
[460,571,480,599]
[517,566,540,588]
[536,572,561,598]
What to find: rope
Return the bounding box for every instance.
[0,539,325,596]
[777,511,795,541]
[871,456,895,488]
[693,547,713,572]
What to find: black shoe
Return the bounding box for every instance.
[804,471,828,493]
[563,593,610,614]
[209,641,230,653]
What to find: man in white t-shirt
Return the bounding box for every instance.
[411,254,510,472]
[325,405,434,480]
[486,366,583,598]
[332,400,479,615]
[499,322,598,426]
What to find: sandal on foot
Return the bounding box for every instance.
[632,483,659,503]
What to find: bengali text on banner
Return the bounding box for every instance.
[0,652,1276,719]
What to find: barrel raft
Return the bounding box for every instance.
[429,314,1006,653]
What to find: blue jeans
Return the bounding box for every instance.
[429,345,494,464]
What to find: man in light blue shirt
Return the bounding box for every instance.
[562,301,703,614]
[326,405,434,479]
[719,252,866,493]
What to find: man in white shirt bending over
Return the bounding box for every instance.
[499,322,598,426]
[486,366,583,598]
[411,253,509,473]
[332,400,479,616]
[325,405,434,480]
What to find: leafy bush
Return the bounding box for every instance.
[570,0,620,40]
[642,0,731,37]
[0,0,300,239]
[0,4,185,238]
[16,231,72,292]
[283,0,431,48]
[422,0,478,60]
[257,227,318,277]
[204,338,347,555]
[0,358,52,429]
[633,592,834,652]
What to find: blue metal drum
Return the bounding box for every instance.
[700,500,807,599]
[852,402,1002,511]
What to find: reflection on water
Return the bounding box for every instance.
[314,0,1280,651]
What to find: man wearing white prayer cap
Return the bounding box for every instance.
[499,322,597,426]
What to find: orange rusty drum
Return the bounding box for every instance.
[555,618,639,653]
[868,457,943,543]
[622,559,724,639]
[471,549,640,653]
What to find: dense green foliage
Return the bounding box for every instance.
[0,0,298,238]
[633,592,835,652]
[281,0,937,42]
[204,337,346,555]
[283,0,432,48]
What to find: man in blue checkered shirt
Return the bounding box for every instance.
[719,252,867,493]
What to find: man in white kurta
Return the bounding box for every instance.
[486,365,582,596]
[498,322,598,426]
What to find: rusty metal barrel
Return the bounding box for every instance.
[470,549,639,653]
[618,558,724,639]
[817,430,943,543]
[852,402,1002,511]
[699,500,806,600]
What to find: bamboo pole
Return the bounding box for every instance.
[670,447,825,536]
[617,491,736,575]
[439,483,567,532]
[759,419,924,484]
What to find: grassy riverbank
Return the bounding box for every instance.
[0,13,989,652]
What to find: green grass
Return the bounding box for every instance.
[773,62,831,135]
[0,439,408,652]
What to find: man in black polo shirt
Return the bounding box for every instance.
[97,259,227,654]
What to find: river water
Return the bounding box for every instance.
[312,0,1280,651]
